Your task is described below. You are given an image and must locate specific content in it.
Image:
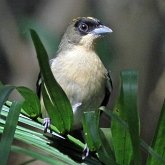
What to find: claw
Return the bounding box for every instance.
[43,117,50,133]
[82,143,90,160]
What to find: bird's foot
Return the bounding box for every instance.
[43,117,51,133]
[82,143,90,160]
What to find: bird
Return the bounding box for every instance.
[36,16,113,131]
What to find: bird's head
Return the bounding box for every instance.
[58,17,113,51]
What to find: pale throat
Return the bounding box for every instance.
[79,34,97,50]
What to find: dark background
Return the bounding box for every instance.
[0,0,164,164]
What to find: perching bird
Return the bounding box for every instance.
[37,17,113,131]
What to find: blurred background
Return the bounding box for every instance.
[0,0,164,164]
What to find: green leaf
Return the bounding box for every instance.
[1,106,102,165]
[0,101,23,165]
[120,70,141,165]
[0,85,15,115]
[82,111,101,151]
[146,100,165,165]
[111,70,141,165]
[17,86,41,118]
[141,139,165,164]
[111,97,133,165]
[98,128,116,165]
[99,128,114,154]
[30,29,73,133]
[97,146,115,165]
[111,110,133,165]
[11,146,78,165]
[42,83,62,132]
[103,108,165,164]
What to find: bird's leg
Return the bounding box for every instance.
[72,102,82,113]
[43,102,82,133]
[82,143,90,159]
[72,102,91,159]
[43,117,51,133]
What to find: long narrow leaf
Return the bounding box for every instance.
[103,108,165,164]
[82,111,101,151]
[97,146,116,165]
[0,85,15,115]
[98,128,116,165]
[0,106,94,164]
[17,86,41,117]
[30,29,73,133]
[146,100,165,165]
[121,70,141,165]
[42,83,62,132]
[11,145,78,165]
[2,104,85,149]
[0,101,23,165]
[141,139,165,164]
[111,99,133,165]
[99,128,114,154]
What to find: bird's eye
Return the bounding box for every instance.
[79,23,89,32]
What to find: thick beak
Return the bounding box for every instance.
[91,25,113,35]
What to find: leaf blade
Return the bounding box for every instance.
[0,101,23,165]
[82,111,101,151]
[111,97,133,164]
[0,85,15,115]
[98,128,116,165]
[121,70,141,165]
[30,29,73,133]
[17,86,41,117]
[146,100,165,165]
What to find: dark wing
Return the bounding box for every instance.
[100,71,113,106]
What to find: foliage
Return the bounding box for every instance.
[0,30,165,165]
